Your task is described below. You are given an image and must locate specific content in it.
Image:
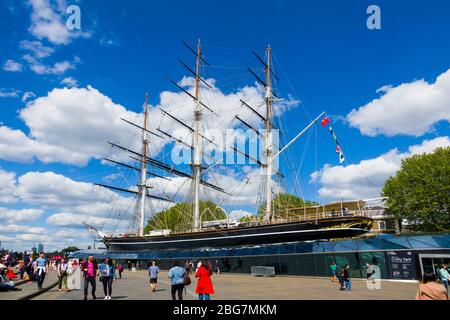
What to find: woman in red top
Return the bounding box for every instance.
[195,260,214,300]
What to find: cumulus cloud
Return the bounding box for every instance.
[347,69,450,137]
[19,40,55,58]
[0,224,47,234]
[310,136,450,201]
[23,54,78,75]
[0,207,44,222]
[3,59,23,72]
[0,89,20,98]
[0,169,17,204]
[60,76,77,87]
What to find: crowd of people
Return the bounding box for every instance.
[329,261,449,300]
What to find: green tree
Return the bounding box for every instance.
[144,201,227,233]
[382,147,450,232]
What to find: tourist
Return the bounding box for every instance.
[168,261,186,300]
[81,255,98,300]
[438,264,449,294]
[127,260,132,271]
[195,260,215,300]
[148,260,160,292]
[330,262,338,282]
[99,258,115,300]
[0,267,21,292]
[341,264,351,290]
[117,263,124,279]
[214,259,221,275]
[57,258,70,292]
[34,252,48,290]
[416,272,448,300]
[131,262,136,272]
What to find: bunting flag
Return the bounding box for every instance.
[321,116,330,127]
[322,115,345,164]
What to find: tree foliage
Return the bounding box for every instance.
[144,200,226,233]
[258,193,319,216]
[382,147,450,232]
[61,246,80,254]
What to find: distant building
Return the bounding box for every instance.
[37,243,44,253]
[32,246,37,254]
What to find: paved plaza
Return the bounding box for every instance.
[2,270,418,300]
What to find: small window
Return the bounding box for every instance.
[378,221,386,230]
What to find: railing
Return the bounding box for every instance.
[166,209,383,235]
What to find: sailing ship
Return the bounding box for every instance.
[89,40,373,252]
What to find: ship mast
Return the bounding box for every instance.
[138,93,149,236]
[193,39,202,231]
[263,46,273,222]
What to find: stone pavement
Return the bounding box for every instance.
[31,270,419,300]
[0,270,58,300]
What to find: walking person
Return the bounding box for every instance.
[341,265,351,290]
[117,264,124,279]
[81,255,98,300]
[330,262,338,283]
[438,264,449,295]
[34,252,48,290]
[148,261,160,292]
[168,261,186,301]
[99,258,115,300]
[57,258,70,292]
[416,272,448,300]
[195,260,215,300]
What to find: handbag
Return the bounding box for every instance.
[184,273,191,286]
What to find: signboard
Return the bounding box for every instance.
[387,251,416,280]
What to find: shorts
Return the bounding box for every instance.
[150,278,157,284]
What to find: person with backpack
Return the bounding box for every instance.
[168,261,186,300]
[195,260,215,300]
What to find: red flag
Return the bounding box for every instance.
[321,116,330,127]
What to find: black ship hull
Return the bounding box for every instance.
[104,216,373,251]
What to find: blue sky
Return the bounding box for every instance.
[0,0,449,251]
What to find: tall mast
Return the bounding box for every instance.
[193,38,202,231]
[138,93,149,236]
[263,45,273,222]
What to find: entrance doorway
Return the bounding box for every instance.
[418,254,450,279]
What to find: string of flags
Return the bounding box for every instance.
[321,115,345,164]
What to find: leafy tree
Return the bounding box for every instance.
[144,201,226,233]
[258,193,319,216]
[382,147,450,232]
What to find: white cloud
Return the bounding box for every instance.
[19,40,55,58]
[23,53,77,75]
[347,69,450,137]
[0,224,47,234]
[310,136,450,201]
[0,207,44,222]
[0,169,17,204]
[27,0,90,45]
[3,59,23,72]
[16,233,48,242]
[60,76,77,87]
[0,89,20,98]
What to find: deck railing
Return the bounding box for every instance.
[166,209,386,235]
